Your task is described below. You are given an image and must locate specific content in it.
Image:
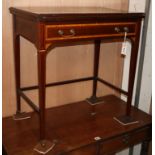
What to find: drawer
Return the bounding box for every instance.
[100,127,150,155]
[67,144,97,155]
[45,22,136,41]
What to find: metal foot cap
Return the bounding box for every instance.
[86,96,104,105]
[13,112,31,121]
[34,140,57,154]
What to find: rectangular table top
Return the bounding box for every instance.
[9,7,145,22]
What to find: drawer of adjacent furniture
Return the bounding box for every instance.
[67,144,97,155]
[100,127,150,155]
[45,22,136,41]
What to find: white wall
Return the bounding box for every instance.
[138,3,152,114]
[133,1,152,155]
[129,0,146,12]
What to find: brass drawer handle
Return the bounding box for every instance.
[124,27,129,32]
[58,29,76,37]
[70,29,76,35]
[114,27,129,33]
[58,29,64,35]
[114,27,121,33]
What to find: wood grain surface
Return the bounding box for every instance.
[3,95,151,155]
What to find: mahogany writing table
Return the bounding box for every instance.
[8,7,151,154]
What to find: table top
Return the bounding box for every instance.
[10,7,130,14]
[3,95,151,155]
[9,7,145,22]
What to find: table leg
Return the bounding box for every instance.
[34,50,54,154]
[92,40,101,99]
[37,50,46,141]
[87,40,103,106]
[140,141,150,155]
[13,34,21,113]
[113,39,141,125]
[12,30,31,120]
[114,22,142,125]
[126,38,140,116]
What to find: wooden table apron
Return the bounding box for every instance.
[8,7,150,155]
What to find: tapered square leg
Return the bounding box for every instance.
[34,140,58,154]
[13,112,31,121]
[13,33,22,114]
[87,40,102,106]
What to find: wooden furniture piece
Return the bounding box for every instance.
[3,95,151,155]
[7,7,151,154]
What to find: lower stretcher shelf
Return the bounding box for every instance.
[3,95,151,155]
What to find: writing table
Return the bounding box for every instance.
[8,7,151,154]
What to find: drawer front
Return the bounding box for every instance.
[45,22,136,41]
[100,127,150,155]
[67,144,97,155]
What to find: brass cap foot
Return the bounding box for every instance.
[34,140,58,154]
[86,97,104,105]
[13,112,31,121]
